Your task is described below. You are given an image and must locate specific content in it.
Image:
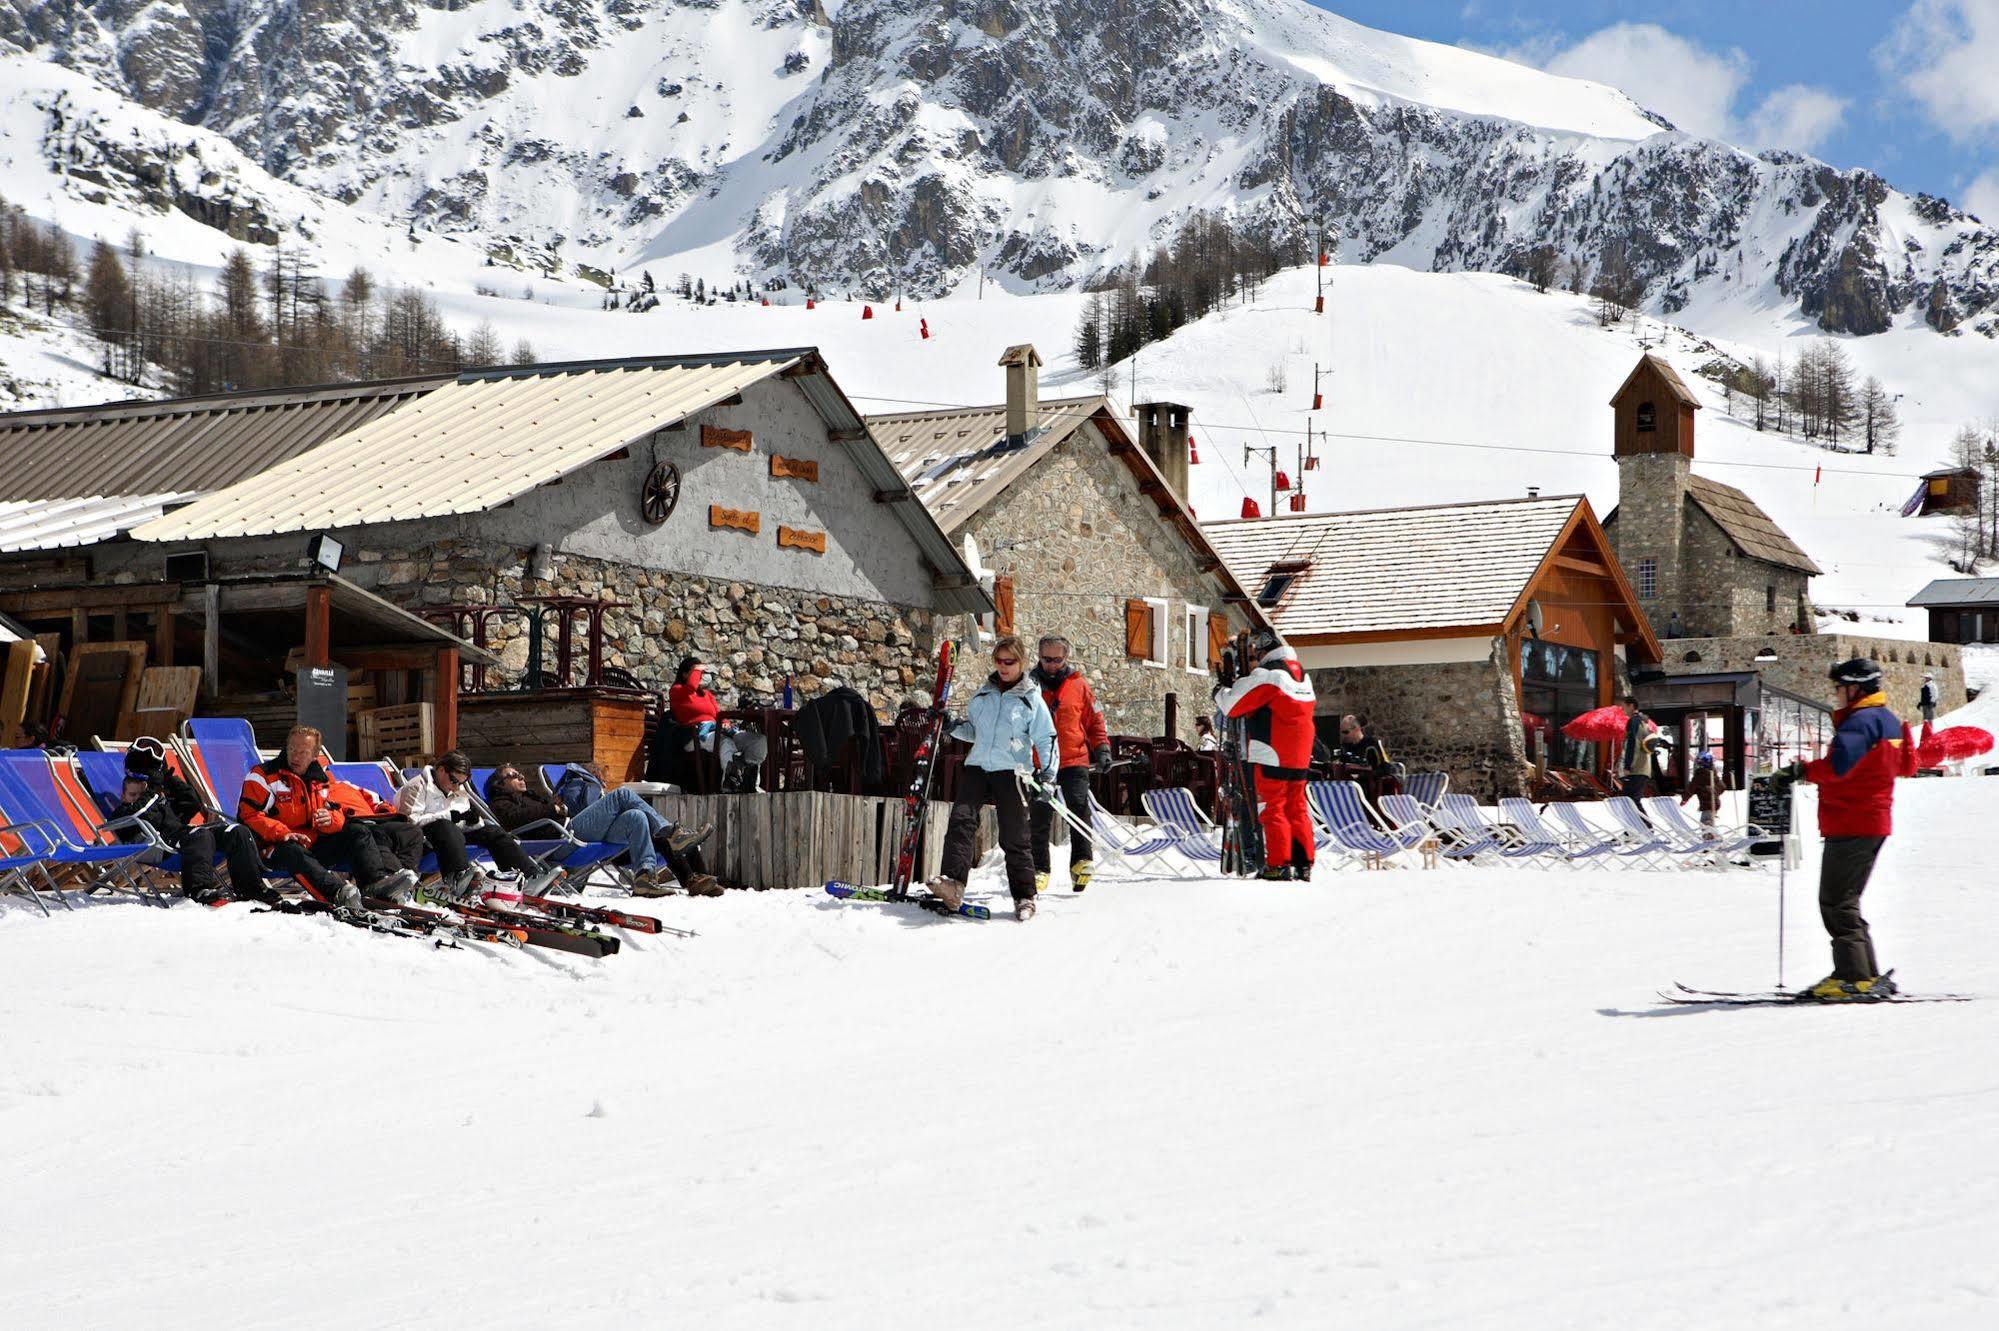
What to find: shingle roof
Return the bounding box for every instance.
[1686,475,1822,575]
[0,375,451,503]
[1202,495,1584,637]
[868,396,1104,533]
[1907,577,1999,607]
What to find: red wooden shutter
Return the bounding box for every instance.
[1207,614,1230,670]
[1125,599,1152,658]
[993,576,1015,637]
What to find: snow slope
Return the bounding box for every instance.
[4,778,1996,1329]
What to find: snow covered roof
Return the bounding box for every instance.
[1685,475,1822,575]
[0,491,200,554]
[1907,577,1999,608]
[1202,495,1592,640]
[0,375,451,503]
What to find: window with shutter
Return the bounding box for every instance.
[1125,599,1152,658]
[993,576,1015,636]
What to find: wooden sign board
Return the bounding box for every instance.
[59,641,147,745]
[702,424,752,452]
[770,454,819,482]
[778,525,827,554]
[710,505,761,535]
[117,665,202,740]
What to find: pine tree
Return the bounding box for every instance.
[82,238,136,380]
[1074,293,1103,370]
[1859,376,1899,455]
[510,337,537,366]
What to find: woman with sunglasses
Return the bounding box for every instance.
[929,635,1057,921]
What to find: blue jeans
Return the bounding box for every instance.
[569,788,672,872]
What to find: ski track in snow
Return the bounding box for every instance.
[3,779,1997,1328]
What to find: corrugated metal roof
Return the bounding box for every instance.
[1907,577,1999,607]
[1202,496,1584,637]
[0,491,200,553]
[132,355,807,541]
[0,376,452,502]
[1687,475,1822,575]
[869,396,1104,533]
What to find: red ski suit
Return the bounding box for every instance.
[1800,692,1916,837]
[1216,647,1318,869]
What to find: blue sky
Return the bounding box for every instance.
[1310,1,1999,218]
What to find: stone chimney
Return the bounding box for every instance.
[1134,401,1191,502]
[998,343,1042,442]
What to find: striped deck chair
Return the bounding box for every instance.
[1604,797,1709,866]
[1306,780,1426,865]
[1139,787,1224,863]
[1643,796,1767,862]
[1547,801,1674,868]
[1379,792,1492,864]
[1403,771,1450,812]
[1438,794,1568,867]
[1496,799,1618,869]
[1082,793,1207,879]
[0,752,159,902]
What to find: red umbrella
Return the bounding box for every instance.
[1562,705,1631,744]
[1917,725,1994,767]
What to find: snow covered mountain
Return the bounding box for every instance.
[8,0,1999,335]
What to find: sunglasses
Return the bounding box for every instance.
[1038,654,1065,663]
[993,657,1021,667]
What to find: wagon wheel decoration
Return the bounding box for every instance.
[640,460,681,526]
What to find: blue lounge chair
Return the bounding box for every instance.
[1138,787,1225,863]
[1306,780,1426,865]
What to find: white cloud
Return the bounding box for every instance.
[1880,0,1999,139]
[1541,23,1749,140]
[1521,22,1847,153]
[1966,168,1999,222]
[1744,85,1849,154]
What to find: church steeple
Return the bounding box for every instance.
[1608,354,1700,632]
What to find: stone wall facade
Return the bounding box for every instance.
[1308,639,1536,802]
[1677,508,1810,637]
[1611,454,1688,637]
[966,421,1248,741]
[1654,633,1967,715]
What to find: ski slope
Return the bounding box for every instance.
[3,777,1996,1329]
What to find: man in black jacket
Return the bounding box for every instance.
[111,742,272,905]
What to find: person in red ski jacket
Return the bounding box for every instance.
[1027,634,1113,892]
[1214,630,1318,879]
[1777,658,1918,1001]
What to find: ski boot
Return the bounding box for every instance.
[434,868,482,902]
[370,868,418,906]
[332,880,365,914]
[629,868,673,898]
[186,886,232,908]
[1258,865,1294,882]
[1803,975,1860,1002]
[1034,871,1050,895]
[1015,896,1037,922]
[1853,974,1898,999]
[1071,862,1092,893]
[927,876,966,910]
[524,862,569,897]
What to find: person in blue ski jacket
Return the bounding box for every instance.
[927,634,1057,921]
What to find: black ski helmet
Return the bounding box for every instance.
[1827,657,1883,688]
[123,736,166,780]
[1249,627,1283,660]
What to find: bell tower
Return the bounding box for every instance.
[1610,354,1701,633]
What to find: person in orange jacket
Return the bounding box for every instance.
[1774,658,1918,1001]
[1028,634,1112,892]
[237,725,417,912]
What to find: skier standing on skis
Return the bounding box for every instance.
[1774,658,1917,1001]
[1028,634,1111,894]
[1214,629,1318,880]
[928,635,1057,921]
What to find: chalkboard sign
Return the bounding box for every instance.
[1747,774,1792,849]
[295,664,350,762]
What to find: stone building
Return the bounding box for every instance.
[1203,495,1660,800]
[868,347,1261,739]
[1600,354,1819,638]
[0,352,988,760]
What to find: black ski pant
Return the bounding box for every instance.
[1029,765,1094,873]
[177,823,271,899]
[1820,835,1886,980]
[650,831,707,885]
[942,765,1036,901]
[423,819,537,877]
[265,824,401,897]
[364,817,427,874]
[1619,775,1651,819]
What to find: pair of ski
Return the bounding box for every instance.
[1663,975,1973,1007]
[399,891,621,957]
[823,640,989,922]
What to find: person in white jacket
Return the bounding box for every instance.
[396,751,559,898]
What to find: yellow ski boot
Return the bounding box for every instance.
[1804,975,1859,1002]
[1033,871,1049,895]
[1071,862,1092,893]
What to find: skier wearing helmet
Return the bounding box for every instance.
[1774,658,1918,1001]
[1214,628,1317,880]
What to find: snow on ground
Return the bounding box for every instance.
[4,778,1997,1329]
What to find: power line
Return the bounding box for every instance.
[846,393,1938,482]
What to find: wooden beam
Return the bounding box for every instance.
[304,585,332,668]
[330,646,448,671]
[202,584,220,701]
[435,647,459,753]
[0,582,185,613]
[874,488,914,504]
[153,606,176,668]
[827,428,869,443]
[70,606,87,646]
[111,607,129,641]
[1552,554,1611,577]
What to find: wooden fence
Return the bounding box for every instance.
[648,790,997,891]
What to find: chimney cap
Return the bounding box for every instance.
[1133,400,1193,413]
[997,344,1043,368]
